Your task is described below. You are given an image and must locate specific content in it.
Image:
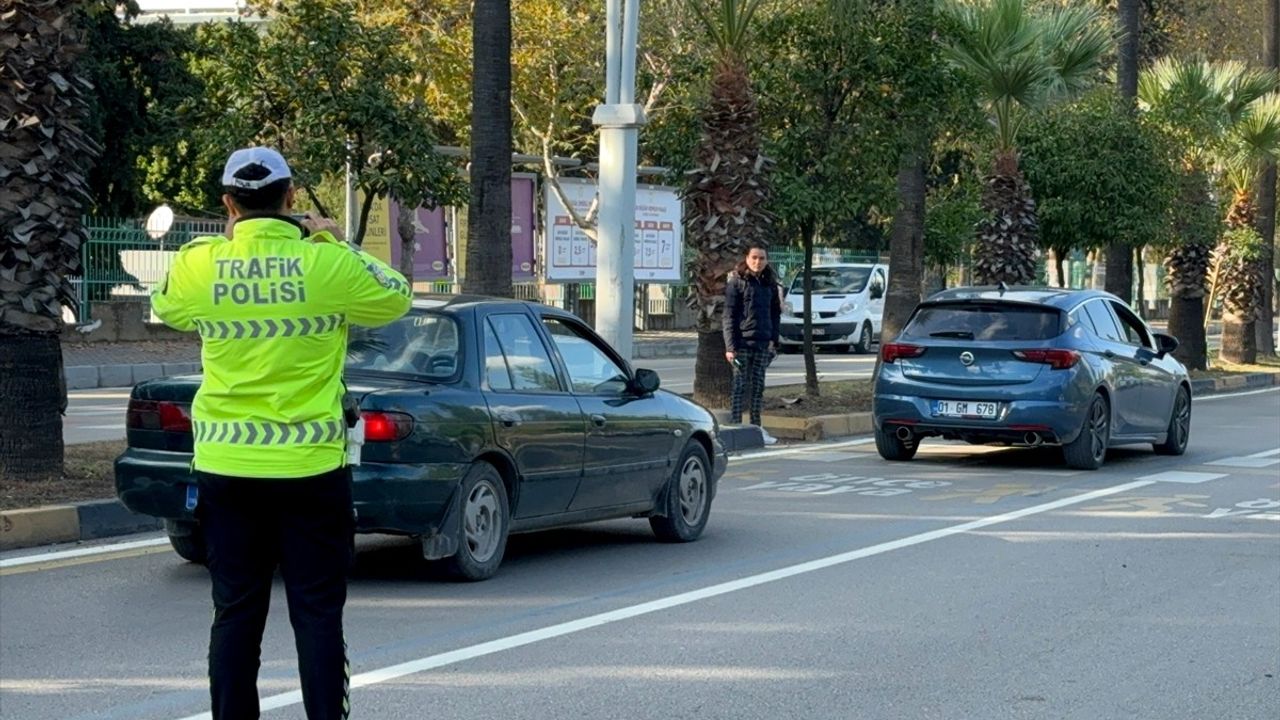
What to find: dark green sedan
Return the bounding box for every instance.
[116,297,727,580]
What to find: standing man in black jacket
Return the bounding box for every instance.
[723,243,782,444]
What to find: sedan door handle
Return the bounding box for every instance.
[497,413,520,428]
[1104,350,1115,359]
[590,414,607,428]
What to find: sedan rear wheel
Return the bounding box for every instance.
[1063,393,1110,470]
[166,520,206,564]
[441,462,509,581]
[650,442,713,542]
[1153,387,1191,456]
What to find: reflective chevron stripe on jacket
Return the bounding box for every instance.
[192,420,346,446]
[194,314,344,340]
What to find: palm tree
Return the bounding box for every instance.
[465,0,513,297]
[1,2,99,483]
[1139,59,1278,367]
[683,0,774,409]
[942,0,1112,286]
[1218,92,1280,364]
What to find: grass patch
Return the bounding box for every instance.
[0,440,123,511]
[1190,353,1280,379]
[761,379,874,417]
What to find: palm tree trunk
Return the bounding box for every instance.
[1105,0,1141,304]
[882,146,926,345]
[1105,244,1134,303]
[0,335,65,483]
[464,0,513,297]
[693,330,731,409]
[1168,294,1207,370]
[1222,190,1261,364]
[973,151,1039,285]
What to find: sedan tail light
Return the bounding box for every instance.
[1012,349,1080,370]
[361,411,414,442]
[881,343,926,364]
[126,400,192,433]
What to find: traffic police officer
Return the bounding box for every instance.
[152,146,412,719]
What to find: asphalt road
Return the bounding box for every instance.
[62,352,877,445]
[8,387,1278,719]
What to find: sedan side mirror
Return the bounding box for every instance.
[631,368,661,395]
[1153,332,1178,357]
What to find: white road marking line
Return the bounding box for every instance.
[733,437,875,462]
[0,537,169,569]
[78,424,126,430]
[1196,387,1280,401]
[172,478,1155,720]
[1137,470,1228,484]
[1245,447,1280,459]
[1206,457,1280,468]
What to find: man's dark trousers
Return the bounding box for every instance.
[197,467,353,720]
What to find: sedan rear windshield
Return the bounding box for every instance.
[789,267,871,295]
[902,302,1064,341]
[346,312,460,380]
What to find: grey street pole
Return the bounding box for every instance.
[344,139,357,242]
[593,0,645,359]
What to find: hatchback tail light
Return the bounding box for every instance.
[126,400,192,433]
[881,343,926,364]
[361,411,414,442]
[1012,349,1080,370]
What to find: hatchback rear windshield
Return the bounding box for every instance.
[346,311,460,380]
[788,267,871,294]
[902,303,1064,341]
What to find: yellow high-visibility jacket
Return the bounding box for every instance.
[152,216,411,478]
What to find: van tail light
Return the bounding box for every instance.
[361,411,414,442]
[1012,349,1080,370]
[126,400,192,433]
[881,343,926,364]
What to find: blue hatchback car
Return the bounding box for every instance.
[873,287,1191,469]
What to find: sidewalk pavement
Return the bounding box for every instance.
[63,331,699,389]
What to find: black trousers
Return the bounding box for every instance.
[197,467,353,720]
[730,346,771,426]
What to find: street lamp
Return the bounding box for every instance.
[593,0,646,359]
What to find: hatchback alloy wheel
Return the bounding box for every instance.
[678,455,707,527]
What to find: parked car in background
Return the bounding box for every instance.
[116,297,727,580]
[779,262,889,353]
[873,287,1191,470]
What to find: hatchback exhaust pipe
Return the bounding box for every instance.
[895,426,914,442]
[1023,431,1042,446]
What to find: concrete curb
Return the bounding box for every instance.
[8,371,1277,552]
[65,362,202,390]
[1,499,163,551]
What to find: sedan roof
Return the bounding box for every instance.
[925,286,1120,310]
[411,295,576,318]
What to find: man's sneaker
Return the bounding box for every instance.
[760,428,778,445]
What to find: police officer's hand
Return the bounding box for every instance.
[300,214,344,241]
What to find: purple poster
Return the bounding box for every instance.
[511,175,536,280]
[387,202,449,280]
[386,175,536,283]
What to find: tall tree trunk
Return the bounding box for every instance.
[464,0,513,297]
[0,336,65,482]
[1258,0,1279,356]
[801,219,819,398]
[1105,0,1142,304]
[397,203,416,288]
[882,147,926,345]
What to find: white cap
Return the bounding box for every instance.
[221,146,292,190]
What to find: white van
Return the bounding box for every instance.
[778,262,888,353]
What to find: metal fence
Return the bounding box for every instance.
[77,218,886,328]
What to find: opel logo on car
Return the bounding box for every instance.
[959,351,975,366]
